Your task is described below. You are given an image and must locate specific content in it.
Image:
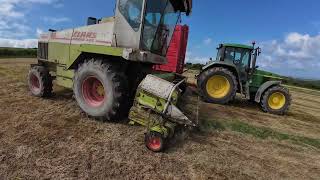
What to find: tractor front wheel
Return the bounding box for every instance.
[27,66,53,97]
[197,67,238,104]
[261,86,291,115]
[73,59,128,121]
[145,132,166,152]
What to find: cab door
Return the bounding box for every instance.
[234,48,251,82]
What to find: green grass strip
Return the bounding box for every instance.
[198,119,320,149]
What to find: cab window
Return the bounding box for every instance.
[119,0,143,31]
[224,47,251,67]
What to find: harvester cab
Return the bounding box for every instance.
[197,43,292,115]
[113,0,192,62]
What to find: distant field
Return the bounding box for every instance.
[0,58,319,179]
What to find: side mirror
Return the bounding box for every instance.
[255,65,259,69]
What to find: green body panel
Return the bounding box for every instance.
[203,60,238,71]
[56,65,75,89]
[57,65,74,78]
[128,89,178,138]
[249,69,284,93]
[224,43,254,50]
[136,89,178,112]
[68,44,124,68]
[45,42,124,89]
[48,42,70,64]
[56,76,73,89]
[47,43,124,69]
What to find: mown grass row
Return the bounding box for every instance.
[198,118,320,149]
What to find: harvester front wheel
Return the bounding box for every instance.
[198,67,237,104]
[73,60,128,121]
[27,66,53,97]
[145,132,165,152]
[261,86,291,115]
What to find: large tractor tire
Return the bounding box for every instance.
[197,67,238,104]
[27,66,53,97]
[260,85,292,115]
[73,59,128,121]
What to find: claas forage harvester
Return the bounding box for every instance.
[27,0,193,152]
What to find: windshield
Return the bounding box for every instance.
[224,47,252,67]
[141,0,181,56]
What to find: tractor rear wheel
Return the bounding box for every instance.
[73,59,128,121]
[27,66,53,97]
[260,85,291,115]
[197,67,238,104]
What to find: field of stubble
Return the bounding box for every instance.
[0,58,319,179]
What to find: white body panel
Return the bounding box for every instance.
[39,22,115,47]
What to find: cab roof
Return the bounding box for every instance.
[223,43,254,50]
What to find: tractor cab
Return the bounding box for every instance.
[114,0,192,58]
[215,43,261,82]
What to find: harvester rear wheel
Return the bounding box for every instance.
[27,66,53,97]
[145,132,165,152]
[73,59,128,121]
[197,67,237,104]
[260,85,291,115]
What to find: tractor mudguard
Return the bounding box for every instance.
[254,81,281,103]
[200,61,243,94]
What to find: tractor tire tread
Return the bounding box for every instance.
[74,58,128,121]
[260,85,292,115]
[28,65,53,97]
[197,67,238,104]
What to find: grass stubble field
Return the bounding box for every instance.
[0,58,319,179]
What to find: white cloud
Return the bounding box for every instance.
[203,38,212,45]
[0,0,64,45]
[42,17,70,24]
[258,32,320,79]
[0,0,64,49]
[0,0,58,18]
[0,38,37,48]
[185,51,210,64]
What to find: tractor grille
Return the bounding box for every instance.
[38,42,48,60]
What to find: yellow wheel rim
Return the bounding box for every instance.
[206,75,231,98]
[268,92,286,110]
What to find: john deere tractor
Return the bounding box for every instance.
[197,43,292,115]
[27,0,193,151]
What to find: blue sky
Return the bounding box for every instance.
[0,0,320,79]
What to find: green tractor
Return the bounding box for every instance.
[197,43,292,115]
[27,0,193,151]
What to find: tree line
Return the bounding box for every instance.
[0,48,37,58]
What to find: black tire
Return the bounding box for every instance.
[197,67,238,104]
[27,66,53,97]
[145,131,166,152]
[260,85,292,115]
[73,59,128,121]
